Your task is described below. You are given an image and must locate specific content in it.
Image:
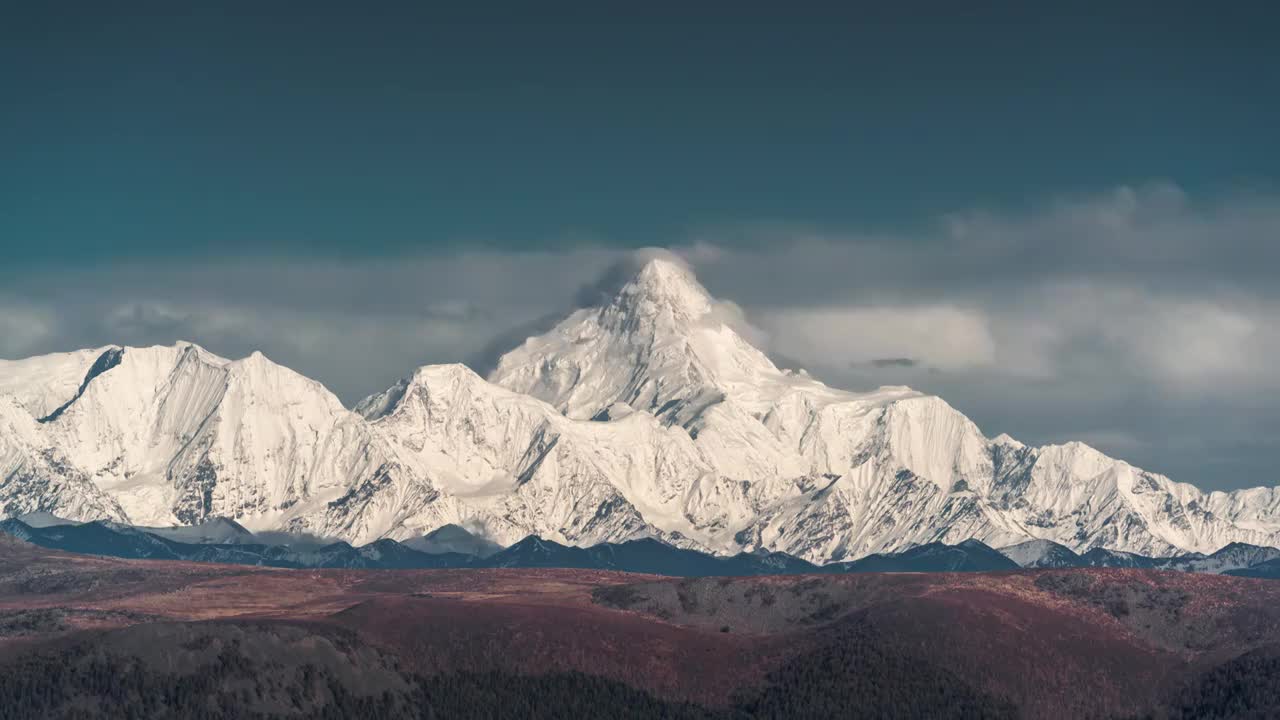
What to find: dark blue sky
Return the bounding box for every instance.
[3,2,1276,263]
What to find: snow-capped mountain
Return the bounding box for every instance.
[2,342,391,533]
[2,257,1279,562]
[997,539,1083,569]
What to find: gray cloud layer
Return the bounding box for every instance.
[2,183,1277,490]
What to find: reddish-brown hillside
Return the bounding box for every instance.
[2,537,1279,719]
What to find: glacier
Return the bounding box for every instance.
[2,256,1279,562]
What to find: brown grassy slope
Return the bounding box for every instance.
[3,536,1280,718]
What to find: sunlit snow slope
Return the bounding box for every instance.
[3,257,1279,561]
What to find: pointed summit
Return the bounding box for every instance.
[607,255,713,325]
[489,251,787,421]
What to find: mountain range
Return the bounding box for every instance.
[3,256,1279,563]
[6,512,1280,579]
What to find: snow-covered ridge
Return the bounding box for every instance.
[2,257,1279,560]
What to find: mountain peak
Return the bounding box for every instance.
[628,255,701,292]
[488,252,785,419]
[607,255,713,324]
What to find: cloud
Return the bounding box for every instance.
[566,246,772,350]
[570,247,692,309]
[869,358,918,369]
[757,305,996,372]
[0,303,54,357]
[0,250,625,403]
[685,183,1280,303]
[465,311,565,377]
[1,182,1277,489]
[1066,430,1149,455]
[1005,284,1280,391]
[668,184,1280,487]
[680,183,1280,392]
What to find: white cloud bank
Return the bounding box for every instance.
[759,305,997,372]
